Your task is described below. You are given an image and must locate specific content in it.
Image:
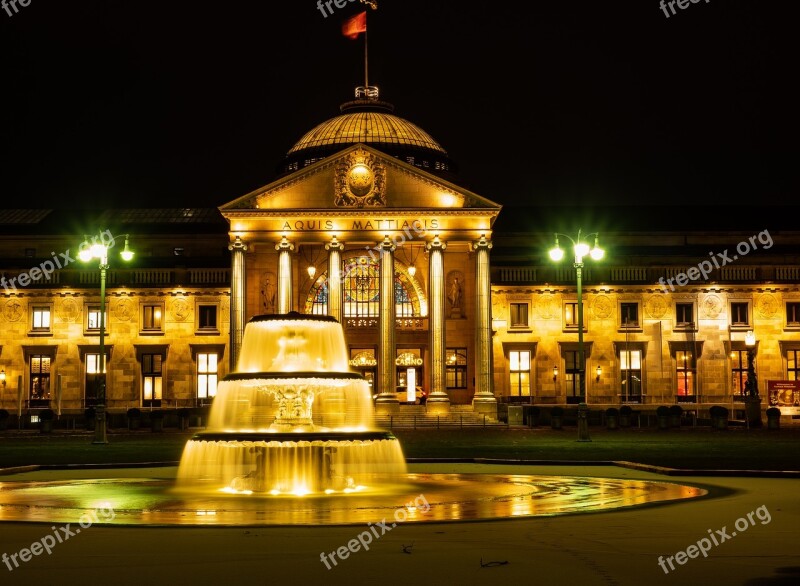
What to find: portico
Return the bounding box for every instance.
[220,143,501,416]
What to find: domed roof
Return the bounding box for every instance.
[287,110,447,156]
[281,93,457,178]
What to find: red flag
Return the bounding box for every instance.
[342,11,367,40]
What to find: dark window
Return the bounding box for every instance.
[676,303,694,327]
[85,353,106,407]
[731,302,750,326]
[620,303,639,327]
[510,303,528,328]
[198,305,218,330]
[787,303,800,326]
[446,349,467,389]
[30,355,51,407]
[564,350,582,401]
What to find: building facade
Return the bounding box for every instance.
[1,93,798,423]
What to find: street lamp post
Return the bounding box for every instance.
[549,230,604,404]
[744,330,762,427]
[79,234,134,444]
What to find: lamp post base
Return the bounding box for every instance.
[744,396,763,428]
[92,404,108,444]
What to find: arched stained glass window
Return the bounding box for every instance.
[343,257,380,317]
[395,273,414,317]
[305,257,417,319]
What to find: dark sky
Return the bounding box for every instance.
[0,0,796,210]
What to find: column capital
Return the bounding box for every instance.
[378,234,396,253]
[275,235,295,252]
[425,234,447,252]
[472,234,493,251]
[228,235,248,252]
[325,235,344,252]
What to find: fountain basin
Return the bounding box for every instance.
[0,467,708,526]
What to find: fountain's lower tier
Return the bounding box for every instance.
[176,431,408,495]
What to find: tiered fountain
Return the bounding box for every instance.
[176,312,408,495]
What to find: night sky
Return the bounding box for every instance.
[0,0,796,210]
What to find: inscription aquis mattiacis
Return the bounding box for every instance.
[279,218,441,232]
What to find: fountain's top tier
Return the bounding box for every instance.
[235,312,351,373]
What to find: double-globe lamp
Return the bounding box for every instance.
[79,235,134,444]
[548,230,604,403]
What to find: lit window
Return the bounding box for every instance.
[730,350,748,400]
[85,353,106,407]
[30,355,51,406]
[564,302,583,329]
[620,349,642,401]
[509,350,531,396]
[87,306,107,331]
[142,354,163,407]
[197,353,218,400]
[676,350,696,401]
[31,306,51,331]
[142,304,164,332]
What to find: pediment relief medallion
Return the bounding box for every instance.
[334,148,386,208]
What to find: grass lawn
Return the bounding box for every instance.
[1,426,799,471]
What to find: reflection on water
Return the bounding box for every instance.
[0,473,707,526]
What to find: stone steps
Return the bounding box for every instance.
[373,412,505,429]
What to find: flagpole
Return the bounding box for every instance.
[364,11,369,89]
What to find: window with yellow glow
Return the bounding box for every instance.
[509,350,531,396]
[142,353,163,407]
[197,352,218,400]
[676,350,696,400]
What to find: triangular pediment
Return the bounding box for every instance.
[219,144,502,213]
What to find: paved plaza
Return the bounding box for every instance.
[0,462,797,586]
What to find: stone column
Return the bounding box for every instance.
[275,236,295,314]
[375,236,399,414]
[426,235,450,414]
[228,236,248,371]
[325,236,344,324]
[472,234,497,416]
